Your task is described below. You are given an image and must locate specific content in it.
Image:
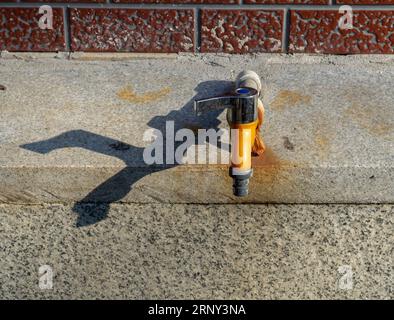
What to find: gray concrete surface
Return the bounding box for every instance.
[0,54,393,204]
[1,54,392,300]
[0,203,392,299]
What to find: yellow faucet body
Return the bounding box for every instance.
[228,97,265,196]
[194,70,265,196]
[230,119,259,172]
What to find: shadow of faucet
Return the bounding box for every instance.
[20,80,234,227]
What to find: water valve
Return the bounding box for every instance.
[194,71,265,197]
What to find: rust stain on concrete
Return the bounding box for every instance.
[314,134,330,157]
[270,90,311,111]
[252,147,296,176]
[117,85,171,104]
[344,102,393,137]
[250,147,299,199]
[252,147,285,168]
[178,147,300,201]
[312,118,333,159]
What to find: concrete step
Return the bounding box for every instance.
[0,203,392,299]
[0,54,393,204]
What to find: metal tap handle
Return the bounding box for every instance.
[194,95,240,116]
[194,87,258,124]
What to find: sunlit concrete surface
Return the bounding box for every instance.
[0,54,393,300]
[0,54,394,204]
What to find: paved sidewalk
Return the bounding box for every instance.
[0,203,392,299]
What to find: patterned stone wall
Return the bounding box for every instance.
[0,1,393,53]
